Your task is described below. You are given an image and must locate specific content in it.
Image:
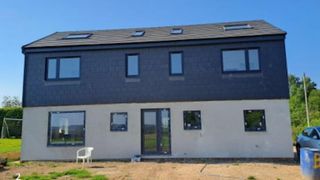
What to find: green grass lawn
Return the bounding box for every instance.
[0,138,21,153]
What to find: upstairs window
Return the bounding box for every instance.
[171,28,183,35]
[170,52,183,75]
[183,111,201,130]
[126,54,139,77]
[110,112,128,131]
[63,33,92,39]
[131,30,145,37]
[224,24,253,31]
[244,110,266,132]
[46,57,80,80]
[222,48,260,72]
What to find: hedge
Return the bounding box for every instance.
[0,107,23,138]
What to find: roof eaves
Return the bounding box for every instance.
[22,32,59,53]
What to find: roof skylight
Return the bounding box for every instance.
[64,33,92,39]
[171,28,183,35]
[223,24,253,31]
[132,30,145,37]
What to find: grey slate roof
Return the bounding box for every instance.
[23,20,286,49]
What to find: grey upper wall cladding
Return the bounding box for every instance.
[23,36,289,107]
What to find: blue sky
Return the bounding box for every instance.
[0,0,319,102]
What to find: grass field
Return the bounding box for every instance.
[0,139,21,153]
[0,139,21,160]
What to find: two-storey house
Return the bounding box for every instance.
[21,20,293,160]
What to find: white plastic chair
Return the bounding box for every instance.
[76,147,94,165]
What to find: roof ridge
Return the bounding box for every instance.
[56,20,266,34]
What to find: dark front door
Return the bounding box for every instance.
[141,109,171,155]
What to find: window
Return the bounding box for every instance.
[183,111,201,130]
[244,110,266,132]
[171,28,183,35]
[248,49,260,70]
[309,129,320,139]
[48,111,85,146]
[222,50,246,71]
[46,57,80,80]
[222,49,260,72]
[302,128,313,137]
[132,30,145,37]
[224,24,253,31]
[170,52,183,75]
[47,59,57,79]
[110,112,128,131]
[126,54,139,77]
[63,33,92,39]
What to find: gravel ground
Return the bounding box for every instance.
[0,159,302,180]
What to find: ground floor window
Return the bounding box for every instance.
[243,110,266,131]
[183,111,201,130]
[110,112,128,131]
[48,111,85,146]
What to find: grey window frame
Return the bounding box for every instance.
[47,111,85,147]
[110,112,128,132]
[183,111,201,130]
[243,109,266,132]
[63,33,92,39]
[171,28,183,35]
[223,24,253,31]
[126,54,140,77]
[221,48,261,73]
[169,51,184,75]
[45,57,81,81]
[131,30,145,37]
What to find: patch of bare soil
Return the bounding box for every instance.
[0,160,302,180]
[0,152,20,161]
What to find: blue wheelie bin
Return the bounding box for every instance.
[301,148,320,180]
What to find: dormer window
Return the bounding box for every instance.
[132,30,145,37]
[171,28,183,35]
[223,24,253,31]
[63,33,92,39]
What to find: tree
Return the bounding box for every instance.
[1,96,21,107]
[289,74,320,139]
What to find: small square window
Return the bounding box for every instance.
[171,28,183,35]
[110,112,128,131]
[183,111,201,130]
[223,24,253,31]
[244,110,266,132]
[132,30,145,37]
[64,33,92,39]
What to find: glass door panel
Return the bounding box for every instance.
[142,109,171,155]
[143,111,157,153]
[160,109,170,154]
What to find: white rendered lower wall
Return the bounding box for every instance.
[21,99,293,160]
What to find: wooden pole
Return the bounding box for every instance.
[303,73,310,127]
